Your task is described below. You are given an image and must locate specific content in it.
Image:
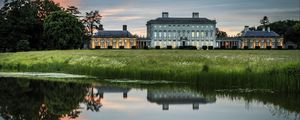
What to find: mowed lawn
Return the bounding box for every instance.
[0,50,300,92]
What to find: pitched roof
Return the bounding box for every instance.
[94,30,134,38]
[147,18,216,25]
[242,31,280,37]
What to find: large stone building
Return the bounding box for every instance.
[241,26,283,49]
[146,12,217,49]
[90,25,137,49]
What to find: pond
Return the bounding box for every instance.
[0,77,299,120]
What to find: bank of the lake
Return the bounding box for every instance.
[0,50,299,92]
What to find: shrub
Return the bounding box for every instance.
[95,46,101,49]
[202,46,208,50]
[221,46,226,49]
[155,46,160,49]
[244,46,249,49]
[202,64,209,72]
[119,46,124,49]
[255,46,260,49]
[267,46,272,50]
[16,40,30,51]
[131,46,136,49]
[144,46,149,49]
[288,46,294,49]
[108,46,113,49]
[278,46,283,49]
[208,46,214,50]
[167,46,172,49]
[232,46,238,50]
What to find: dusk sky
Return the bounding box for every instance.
[2,0,300,36]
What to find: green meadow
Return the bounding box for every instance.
[0,50,299,92]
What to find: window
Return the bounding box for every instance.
[196,32,199,38]
[154,32,157,38]
[159,32,162,38]
[163,32,167,38]
[192,32,195,38]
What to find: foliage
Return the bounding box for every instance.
[16,40,31,51]
[216,28,227,38]
[43,11,84,49]
[284,23,300,48]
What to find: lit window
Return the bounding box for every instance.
[192,32,195,38]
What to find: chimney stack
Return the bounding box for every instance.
[162,12,169,18]
[244,26,249,32]
[123,25,127,31]
[192,12,199,18]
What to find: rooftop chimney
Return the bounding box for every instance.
[244,26,249,32]
[162,12,169,18]
[192,12,199,18]
[123,25,127,31]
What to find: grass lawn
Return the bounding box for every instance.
[0,50,299,92]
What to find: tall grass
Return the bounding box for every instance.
[0,50,299,92]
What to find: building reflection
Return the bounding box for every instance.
[85,85,131,112]
[147,89,216,110]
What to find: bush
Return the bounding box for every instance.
[288,46,294,49]
[267,46,272,50]
[119,46,124,49]
[255,46,260,49]
[144,46,149,49]
[221,46,226,49]
[244,46,249,49]
[108,46,113,49]
[208,46,214,50]
[131,46,136,49]
[95,46,101,49]
[16,40,30,51]
[202,64,209,72]
[232,46,238,50]
[167,46,172,49]
[278,46,283,49]
[155,46,160,49]
[202,46,208,50]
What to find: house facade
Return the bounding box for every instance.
[241,26,284,49]
[90,25,137,49]
[146,12,217,49]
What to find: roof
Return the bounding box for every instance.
[147,17,216,25]
[94,30,134,38]
[242,31,280,37]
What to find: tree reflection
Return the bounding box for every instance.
[0,77,89,120]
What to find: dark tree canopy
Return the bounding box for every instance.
[43,11,84,49]
[216,28,228,38]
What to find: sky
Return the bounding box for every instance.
[1,0,300,36]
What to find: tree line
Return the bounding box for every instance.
[0,0,101,52]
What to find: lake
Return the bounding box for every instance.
[0,77,299,120]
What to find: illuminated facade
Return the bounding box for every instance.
[90,25,137,49]
[146,12,217,49]
[241,26,284,49]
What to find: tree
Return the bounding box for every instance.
[81,10,102,48]
[216,28,227,38]
[66,6,80,16]
[284,23,300,48]
[0,0,62,51]
[16,40,30,51]
[260,16,270,27]
[43,11,84,49]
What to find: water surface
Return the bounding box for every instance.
[0,77,299,120]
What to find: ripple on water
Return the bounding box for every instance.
[0,72,91,78]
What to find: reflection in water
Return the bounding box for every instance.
[84,86,131,112]
[147,88,216,110]
[0,77,299,120]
